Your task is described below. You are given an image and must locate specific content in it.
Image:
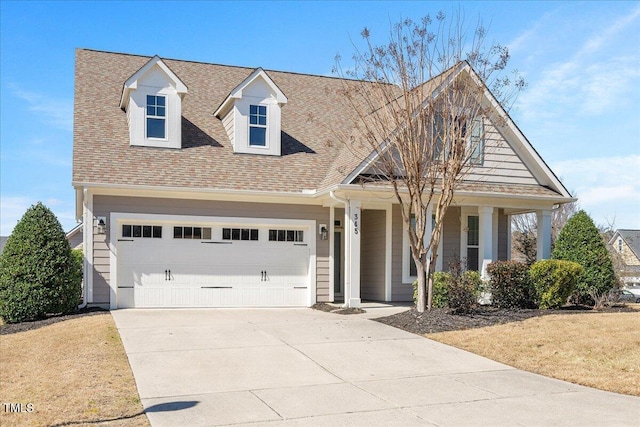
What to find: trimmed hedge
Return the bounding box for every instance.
[530,259,583,309]
[0,202,82,323]
[551,210,616,305]
[486,261,536,309]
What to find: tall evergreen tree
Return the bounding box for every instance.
[551,210,616,305]
[0,202,81,323]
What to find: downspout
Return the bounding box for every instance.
[77,187,88,309]
[330,191,349,308]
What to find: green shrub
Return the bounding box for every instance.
[0,202,81,323]
[413,268,480,313]
[448,269,482,314]
[530,260,583,309]
[551,210,616,305]
[414,272,450,308]
[70,249,84,304]
[486,261,536,309]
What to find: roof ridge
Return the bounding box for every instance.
[77,47,387,84]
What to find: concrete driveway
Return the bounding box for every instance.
[112,306,639,426]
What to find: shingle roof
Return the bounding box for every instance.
[617,230,640,259]
[72,49,567,202]
[73,49,363,193]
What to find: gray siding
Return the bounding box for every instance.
[92,196,330,304]
[465,119,538,186]
[67,229,83,250]
[441,207,461,270]
[391,205,412,301]
[360,210,386,301]
[497,209,509,261]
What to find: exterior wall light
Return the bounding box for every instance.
[96,216,107,234]
[319,224,328,240]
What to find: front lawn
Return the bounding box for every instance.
[0,312,149,427]
[378,305,640,396]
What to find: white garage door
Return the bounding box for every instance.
[115,220,311,308]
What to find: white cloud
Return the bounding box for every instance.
[9,86,73,132]
[516,7,640,121]
[0,196,78,236]
[0,196,33,236]
[552,155,640,228]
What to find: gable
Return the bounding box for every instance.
[342,63,571,199]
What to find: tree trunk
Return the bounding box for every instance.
[415,261,427,312]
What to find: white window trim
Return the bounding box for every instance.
[248,104,268,148]
[460,207,479,271]
[469,117,484,165]
[402,213,443,284]
[145,94,168,141]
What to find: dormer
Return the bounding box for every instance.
[214,68,287,156]
[120,56,187,149]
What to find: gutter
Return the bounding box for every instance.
[329,190,350,308]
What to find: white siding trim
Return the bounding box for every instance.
[385,204,393,301]
[329,205,335,302]
[83,189,94,303]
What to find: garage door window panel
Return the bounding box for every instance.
[222,227,259,241]
[122,224,162,239]
[269,229,304,242]
[173,226,212,240]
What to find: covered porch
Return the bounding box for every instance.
[323,191,555,308]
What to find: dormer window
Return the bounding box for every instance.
[120,55,187,149]
[214,68,287,156]
[146,95,166,139]
[249,105,267,147]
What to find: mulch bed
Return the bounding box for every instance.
[311,302,366,315]
[372,304,637,335]
[0,307,108,335]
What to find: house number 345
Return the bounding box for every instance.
[353,213,359,235]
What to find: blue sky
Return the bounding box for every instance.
[1,1,639,235]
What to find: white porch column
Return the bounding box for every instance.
[329,205,335,302]
[345,199,362,308]
[537,210,552,260]
[384,204,392,302]
[479,206,494,279]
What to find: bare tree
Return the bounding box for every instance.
[334,11,524,311]
[511,196,579,265]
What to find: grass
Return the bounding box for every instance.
[429,307,640,396]
[0,313,149,427]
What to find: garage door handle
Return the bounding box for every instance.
[165,269,172,281]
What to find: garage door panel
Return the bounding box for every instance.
[116,221,312,308]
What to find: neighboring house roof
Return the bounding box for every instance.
[609,229,640,260]
[72,49,571,202]
[0,236,8,255]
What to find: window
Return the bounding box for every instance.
[173,226,212,240]
[466,215,479,271]
[249,104,267,146]
[122,224,162,238]
[269,229,304,242]
[618,239,623,252]
[222,227,258,241]
[469,118,484,164]
[146,95,166,139]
